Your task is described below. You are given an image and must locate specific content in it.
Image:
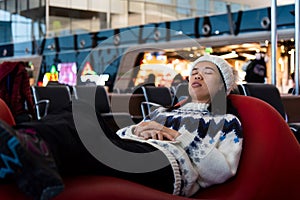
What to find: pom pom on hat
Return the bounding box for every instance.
[190,54,235,94]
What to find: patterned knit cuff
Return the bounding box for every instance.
[116,125,137,138]
[175,130,195,149]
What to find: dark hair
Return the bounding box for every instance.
[291,72,295,82]
[171,73,185,87]
[245,58,266,83]
[146,73,156,83]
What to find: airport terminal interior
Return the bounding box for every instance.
[0,1,300,200]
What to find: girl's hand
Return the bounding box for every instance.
[133,121,180,141]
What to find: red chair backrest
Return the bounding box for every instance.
[193,94,300,200]
[0,98,16,126]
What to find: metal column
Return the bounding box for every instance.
[107,0,111,29]
[271,0,277,85]
[45,0,49,37]
[295,0,300,95]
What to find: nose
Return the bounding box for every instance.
[194,72,203,80]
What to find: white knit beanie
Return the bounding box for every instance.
[190,54,235,94]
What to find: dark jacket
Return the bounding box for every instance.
[0,61,35,121]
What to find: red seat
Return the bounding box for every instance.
[0,95,299,199]
[0,98,16,126]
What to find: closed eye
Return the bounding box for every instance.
[203,68,214,74]
[191,68,198,75]
[191,66,216,75]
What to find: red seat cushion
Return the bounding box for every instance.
[0,98,16,126]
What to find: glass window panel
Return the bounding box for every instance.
[30,0,41,9]
[177,0,191,16]
[231,3,242,12]
[7,0,16,13]
[11,14,32,43]
[213,1,227,14]
[196,0,209,16]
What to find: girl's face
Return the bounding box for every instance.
[188,61,224,103]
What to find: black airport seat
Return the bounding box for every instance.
[237,83,300,143]
[73,85,134,132]
[31,85,72,120]
[140,86,173,118]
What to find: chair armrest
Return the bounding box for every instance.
[288,122,300,143]
[140,101,162,119]
[34,99,50,120]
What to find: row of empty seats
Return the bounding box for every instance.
[30,85,140,133]
[29,83,300,142]
[30,83,189,121]
[30,82,299,121]
[31,85,141,118]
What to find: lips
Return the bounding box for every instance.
[191,81,202,87]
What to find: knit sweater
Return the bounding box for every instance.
[116,102,243,197]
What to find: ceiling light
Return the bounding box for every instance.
[219,51,238,59]
[240,53,256,60]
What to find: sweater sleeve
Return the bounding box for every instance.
[177,114,243,188]
[116,125,141,139]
